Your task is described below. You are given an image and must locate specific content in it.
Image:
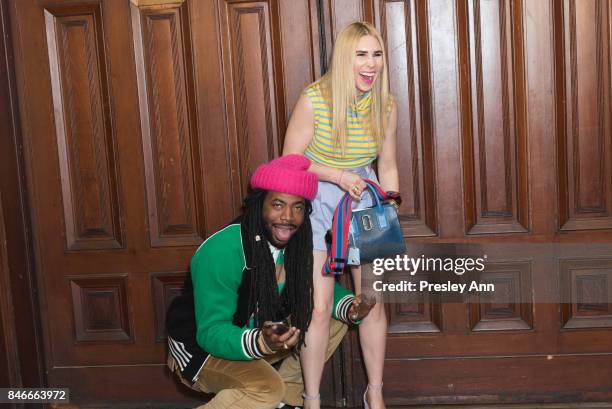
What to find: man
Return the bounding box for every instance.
[166,155,371,409]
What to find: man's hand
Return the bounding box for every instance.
[348,293,377,323]
[260,322,300,353]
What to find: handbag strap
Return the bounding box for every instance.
[322,179,396,275]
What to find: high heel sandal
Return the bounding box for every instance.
[363,383,383,409]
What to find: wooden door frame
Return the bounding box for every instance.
[0,0,337,401]
[0,0,338,403]
[0,0,46,393]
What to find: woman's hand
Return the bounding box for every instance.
[337,170,367,201]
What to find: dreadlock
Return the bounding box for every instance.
[240,189,314,350]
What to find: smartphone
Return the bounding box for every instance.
[263,321,290,335]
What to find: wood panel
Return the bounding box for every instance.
[356,0,612,406]
[555,0,612,232]
[331,0,364,37]
[131,0,186,6]
[0,1,20,391]
[10,0,198,402]
[188,0,323,224]
[151,271,186,342]
[381,355,612,405]
[131,1,205,247]
[218,0,323,205]
[468,261,533,331]
[278,0,321,117]
[0,193,20,388]
[326,0,374,38]
[321,0,374,67]
[458,0,529,234]
[386,273,443,333]
[7,0,328,405]
[44,4,124,250]
[560,258,612,329]
[380,0,437,237]
[69,274,132,342]
[220,0,281,201]
[0,0,44,389]
[421,0,465,239]
[189,0,237,232]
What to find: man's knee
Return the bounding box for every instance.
[250,372,285,406]
[204,364,286,408]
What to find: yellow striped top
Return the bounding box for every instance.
[303,84,378,168]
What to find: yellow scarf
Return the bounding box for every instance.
[351,91,372,113]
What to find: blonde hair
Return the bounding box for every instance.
[315,21,391,154]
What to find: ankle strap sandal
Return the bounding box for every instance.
[363,383,383,409]
[302,392,320,401]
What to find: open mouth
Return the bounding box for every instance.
[360,73,375,85]
[271,224,296,243]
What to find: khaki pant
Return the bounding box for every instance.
[168,319,348,409]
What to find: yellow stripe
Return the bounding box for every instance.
[303,84,378,167]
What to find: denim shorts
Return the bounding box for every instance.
[310,165,379,251]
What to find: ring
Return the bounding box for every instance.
[283,342,289,350]
[353,186,360,194]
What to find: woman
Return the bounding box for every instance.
[283,21,399,409]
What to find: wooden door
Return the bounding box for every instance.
[8,0,612,406]
[328,0,612,406]
[7,0,324,405]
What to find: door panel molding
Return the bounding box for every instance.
[44,3,125,250]
[0,0,45,389]
[554,0,612,232]
[458,0,530,235]
[131,1,206,247]
[378,0,438,237]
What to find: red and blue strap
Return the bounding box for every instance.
[322,180,396,275]
[322,193,352,275]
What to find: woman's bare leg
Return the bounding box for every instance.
[352,264,387,409]
[300,250,334,409]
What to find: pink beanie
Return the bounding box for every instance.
[251,154,318,200]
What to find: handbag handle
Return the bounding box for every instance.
[361,180,389,228]
[322,179,397,275]
[362,179,400,208]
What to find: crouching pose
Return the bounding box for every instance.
[166,154,372,409]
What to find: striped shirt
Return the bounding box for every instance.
[303,84,378,168]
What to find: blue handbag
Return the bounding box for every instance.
[348,182,406,264]
[323,180,406,274]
